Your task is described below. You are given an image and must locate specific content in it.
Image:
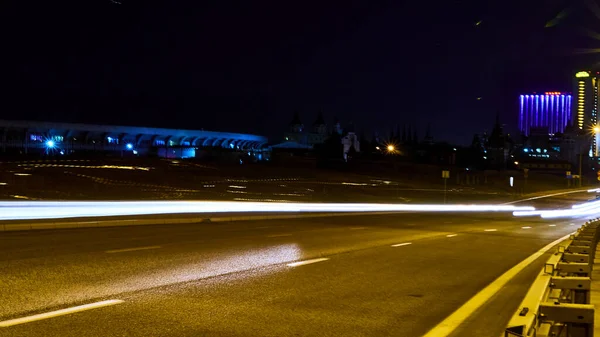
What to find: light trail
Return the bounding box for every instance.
[0,201,535,221]
[513,198,600,219]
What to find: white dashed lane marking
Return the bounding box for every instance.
[391,242,412,247]
[287,258,329,267]
[484,229,497,232]
[267,234,292,238]
[446,234,458,237]
[105,246,161,253]
[0,300,124,327]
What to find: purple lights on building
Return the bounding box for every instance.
[519,92,572,136]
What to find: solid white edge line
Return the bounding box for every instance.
[421,232,573,337]
[105,246,161,253]
[287,258,329,267]
[484,229,497,232]
[391,242,412,247]
[0,300,124,327]
[446,234,458,237]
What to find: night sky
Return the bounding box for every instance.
[2,0,599,144]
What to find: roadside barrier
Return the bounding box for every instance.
[505,219,599,337]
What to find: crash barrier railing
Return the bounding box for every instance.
[505,219,600,337]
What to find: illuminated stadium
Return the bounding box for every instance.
[0,120,268,159]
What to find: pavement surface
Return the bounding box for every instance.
[0,207,590,336]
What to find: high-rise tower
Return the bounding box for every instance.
[572,70,599,156]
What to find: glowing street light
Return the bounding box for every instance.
[126,143,133,150]
[387,145,395,152]
[45,140,55,148]
[594,126,600,133]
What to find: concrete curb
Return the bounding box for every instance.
[0,211,402,232]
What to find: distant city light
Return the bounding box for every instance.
[45,140,55,148]
[594,127,600,133]
[576,71,590,78]
[387,145,395,152]
[514,161,519,165]
[126,143,133,150]
[544,92,563,95]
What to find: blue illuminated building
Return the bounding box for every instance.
[519,92,572,136]
[0,120,269,159]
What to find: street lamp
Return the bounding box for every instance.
[387,145,395,153]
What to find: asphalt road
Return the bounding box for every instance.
[0,211,587,337]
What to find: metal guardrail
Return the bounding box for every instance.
[505,219,600,337]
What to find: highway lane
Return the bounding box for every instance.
[0,212,587,336]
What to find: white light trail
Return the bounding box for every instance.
[0,201,535,221]
[513,198,600,219]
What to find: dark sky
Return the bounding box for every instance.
[2,0,599,144]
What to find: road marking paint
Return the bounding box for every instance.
[349,227,367,230]
[287,258,329,267]
[522,226,532,229]
[0,300,124,327]
[421,232,573,337]
[446,234,458,237]
[391,242,412,247]
[105,246,161,253]
[267,234,292,238]
[484,229,497,232]
[549,224,556,227]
